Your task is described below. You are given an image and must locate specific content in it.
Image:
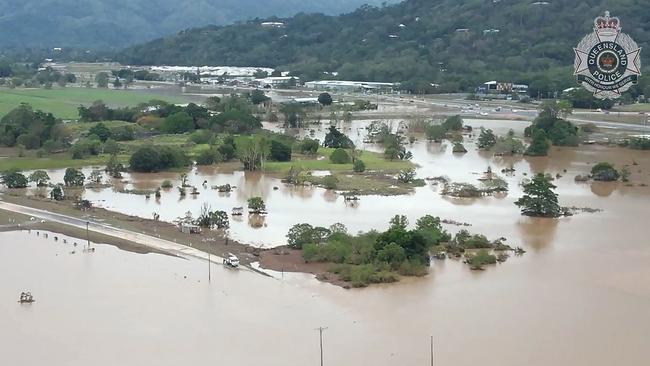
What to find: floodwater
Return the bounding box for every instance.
[4,118,650,365]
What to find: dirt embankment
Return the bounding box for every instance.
[258,247,349,288]
[0,192,261,265]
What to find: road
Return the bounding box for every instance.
[0,201,227,264]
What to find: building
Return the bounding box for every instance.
[304,80,395,93]
[179,223,201,235]
[477,81,528,95]
[256,77,296,88]
[261,22,285,28]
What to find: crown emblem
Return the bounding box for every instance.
[594,11,621,36]
[600,54,615,67]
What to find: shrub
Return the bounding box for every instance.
[591,162,620,181]
[195,148,222,166]
[330,148,350,164]
[189,130,214,145]
[322,175,339,190]
[299,138,319,155]
[161,180,173,189]
[129,145,190,172]
[353,159,366,173]
[270,139,292,161]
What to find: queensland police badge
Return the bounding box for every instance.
[574,11,642,99]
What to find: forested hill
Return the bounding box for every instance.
[118,0,650,94]
[0,0,398,49]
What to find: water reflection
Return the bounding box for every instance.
[516,217,559,252]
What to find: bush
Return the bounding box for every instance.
[322,175,339,189]
[330,148,350,164]
[162,112,194,134]
[161,180,173,188]
[129,145,190,172]
[591,162,620,181]
[353,159,366,173]
[442,115,463,131]
[525,130,550,156]
[1,170,28,188]
[189,130,214,145]
[270,139,292,161]
[299,138,319,155]
[195,148,222,166]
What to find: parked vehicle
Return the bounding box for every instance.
[223,254,240,268]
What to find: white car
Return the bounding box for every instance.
[223,254,240,268]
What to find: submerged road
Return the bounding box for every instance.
[0,201,230,265]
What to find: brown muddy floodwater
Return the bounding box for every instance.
[4,118,650,365]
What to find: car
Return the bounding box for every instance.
[223,254,240,268]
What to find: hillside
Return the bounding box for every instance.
[0,0,398,49]
[118,0,650,95]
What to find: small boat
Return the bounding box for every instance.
[19,292,35,303]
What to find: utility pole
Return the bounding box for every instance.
[208,252,211,283]
[315,326,328,366]
[430,336,434,366]
[86,221,90,248]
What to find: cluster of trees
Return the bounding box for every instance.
[116,0,650,95]
[524,101,578,156]
[195,204,229,229]
[0,62,76,89]
[129,145,190,172]
[424,115,464,142]
[0,103,71,151]
[287,215,449,287]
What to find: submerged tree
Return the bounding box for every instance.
[1,170,28,188]
[63,168,85,187]
[478,128,497,149]
[515,173,561,218]
[28,170,50,187]
[248,197,267,214]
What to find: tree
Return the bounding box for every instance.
[103,139,119,155]
[478,128,497,149]
[425,124,446,142]
[442,115,463,131]
[1,170,28,188]
[515,173,561,218]
[162,112,194,134]
[591,162,620,181]
[248,197,267,214]
[322,175,339,189]
[28,170,50,187]
[286,223,331,249]
[63,168,85,187]
[525,129,551,156]
[323,126,354,148]
[95,72,109,88]
[237,135,270,171]
[318,92,333,106]
[389,215,409,230]
[195,148,222,166]
[89,123,112,142]
[330,148,351,164]
[113,77,122,89]
[269,139,292,161]
[50,185,64,201]
[249,89,270,105]
[384,147,400,160]
[106,154,124,178]
[353,159,366,173]
[88,169,103,184]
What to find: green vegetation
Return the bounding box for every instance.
[28,170,50,187]
[515,174,562,218]
[318,93,333,106]
[129,145,190,172]
[63,168,85,187]
[330,148,351,164]
[477,128,497,150]
[323,126,354,149]
[0,88,184,119]
[1,170,28,188]
[591,162,620,182]
[525,130,550,156]
[247,197,267,214]
[195,204,229,229]
[289,215,450,287]
[525,101,578,148]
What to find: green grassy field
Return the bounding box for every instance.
[0,87,186,119]
[0,153,130,171]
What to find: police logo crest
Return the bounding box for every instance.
[574,11,642,99]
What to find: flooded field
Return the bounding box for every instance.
[4,116,650,365]
[27,118,650,248]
